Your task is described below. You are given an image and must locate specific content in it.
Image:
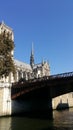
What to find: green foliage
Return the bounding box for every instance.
[0,31,15,78]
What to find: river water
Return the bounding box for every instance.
[0,108,73,130]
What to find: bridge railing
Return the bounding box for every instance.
[49,71,73,79]
[30,71,73,82]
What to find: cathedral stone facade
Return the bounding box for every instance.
[0,22,50,83]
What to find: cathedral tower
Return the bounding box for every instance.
[0,21,14,56]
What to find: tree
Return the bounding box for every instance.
[0,31,15,78]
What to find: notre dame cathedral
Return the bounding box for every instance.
[0,21,50,83]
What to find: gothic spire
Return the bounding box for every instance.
[30,42,34,68]
[31,42,34,55]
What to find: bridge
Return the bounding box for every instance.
[10,71,73,118]
[0,71,73,118]
[11,71,73,99]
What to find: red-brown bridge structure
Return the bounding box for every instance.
[11,71,73,118]
[11,71,73,100]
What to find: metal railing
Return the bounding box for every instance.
[28,71,73,82]
[49,71,73,79]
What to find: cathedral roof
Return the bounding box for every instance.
[14,59,32,70]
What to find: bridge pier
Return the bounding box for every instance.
[0,83,11,116]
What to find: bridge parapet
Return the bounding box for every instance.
[50,71,73,79]
[28,71,73,82]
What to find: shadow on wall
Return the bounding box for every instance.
[56,103,69,110]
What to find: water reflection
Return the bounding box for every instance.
[0,117,11,130]
[0,109,73,130]
[11,117,52,130]
[53,109,73,130]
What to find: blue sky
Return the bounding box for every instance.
[0,0,73,74]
